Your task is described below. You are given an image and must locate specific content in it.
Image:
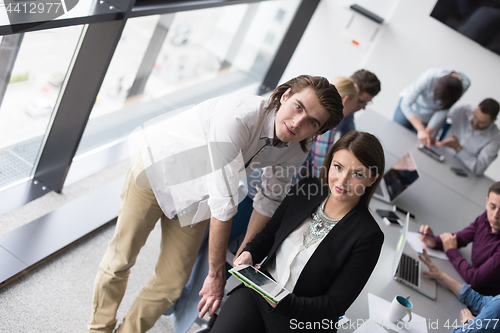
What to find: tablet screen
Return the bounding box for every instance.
[230,265,290,302]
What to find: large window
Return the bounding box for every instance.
[0,0,318,288]
[73,0,300,158]
[0,0,314,207]
[0,26,84,190]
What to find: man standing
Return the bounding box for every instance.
[436,98,500,176]
[419,182,500,296]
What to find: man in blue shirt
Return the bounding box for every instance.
[419,249,500,332]
[435,98,500,176]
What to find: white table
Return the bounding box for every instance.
[340,110,495,332]
[356,110,494,207]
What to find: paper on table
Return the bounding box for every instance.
[353,319,388,333]
[368,293,428,333]
[407,232,449,260]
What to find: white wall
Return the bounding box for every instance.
[282,0,500,180]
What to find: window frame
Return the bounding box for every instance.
[0,0,320,215]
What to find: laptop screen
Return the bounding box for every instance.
[392,213,410,277]
[382,153,419,202]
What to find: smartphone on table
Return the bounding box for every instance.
[375,209,401,226]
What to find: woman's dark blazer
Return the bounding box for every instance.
[243,177,384,324]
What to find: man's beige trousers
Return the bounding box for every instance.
[88,158,208,332]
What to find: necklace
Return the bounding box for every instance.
[303,198,341,248]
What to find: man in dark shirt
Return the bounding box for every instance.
[420,181,500,296]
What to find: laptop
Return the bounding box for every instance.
[374,152,419,203]
[392,213,436,299]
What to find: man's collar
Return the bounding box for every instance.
[483,218,500,238]
[489,227,500,238]
[261,111,288,148]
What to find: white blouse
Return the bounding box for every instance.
[267,213,334,291]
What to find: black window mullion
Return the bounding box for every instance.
[127,14,175,98]
[258,0,320,95]
[32,3,136,193]
[0,34,24,108]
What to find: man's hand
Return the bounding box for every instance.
[419,249,443,280]
[233,251,253,268]
[198,216,231,318]
[436,135,462,151]
[198,274,225,318]
[440,232,457,252]
[419,225,437,248]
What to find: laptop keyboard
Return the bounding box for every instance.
[396,253,419,286]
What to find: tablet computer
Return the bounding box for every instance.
[229,264,291,304]
[418,143,445,162]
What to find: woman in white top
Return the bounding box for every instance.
[211,131,385,333]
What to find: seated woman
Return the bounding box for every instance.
[210,131,385,333]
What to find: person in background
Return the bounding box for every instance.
[335,69,382,137]
[88,75,344,333]
[436,98,500,176]
[419,249,500,333]
[393,68,470,147]
[419,181,500,296]
[210,131,385,333]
